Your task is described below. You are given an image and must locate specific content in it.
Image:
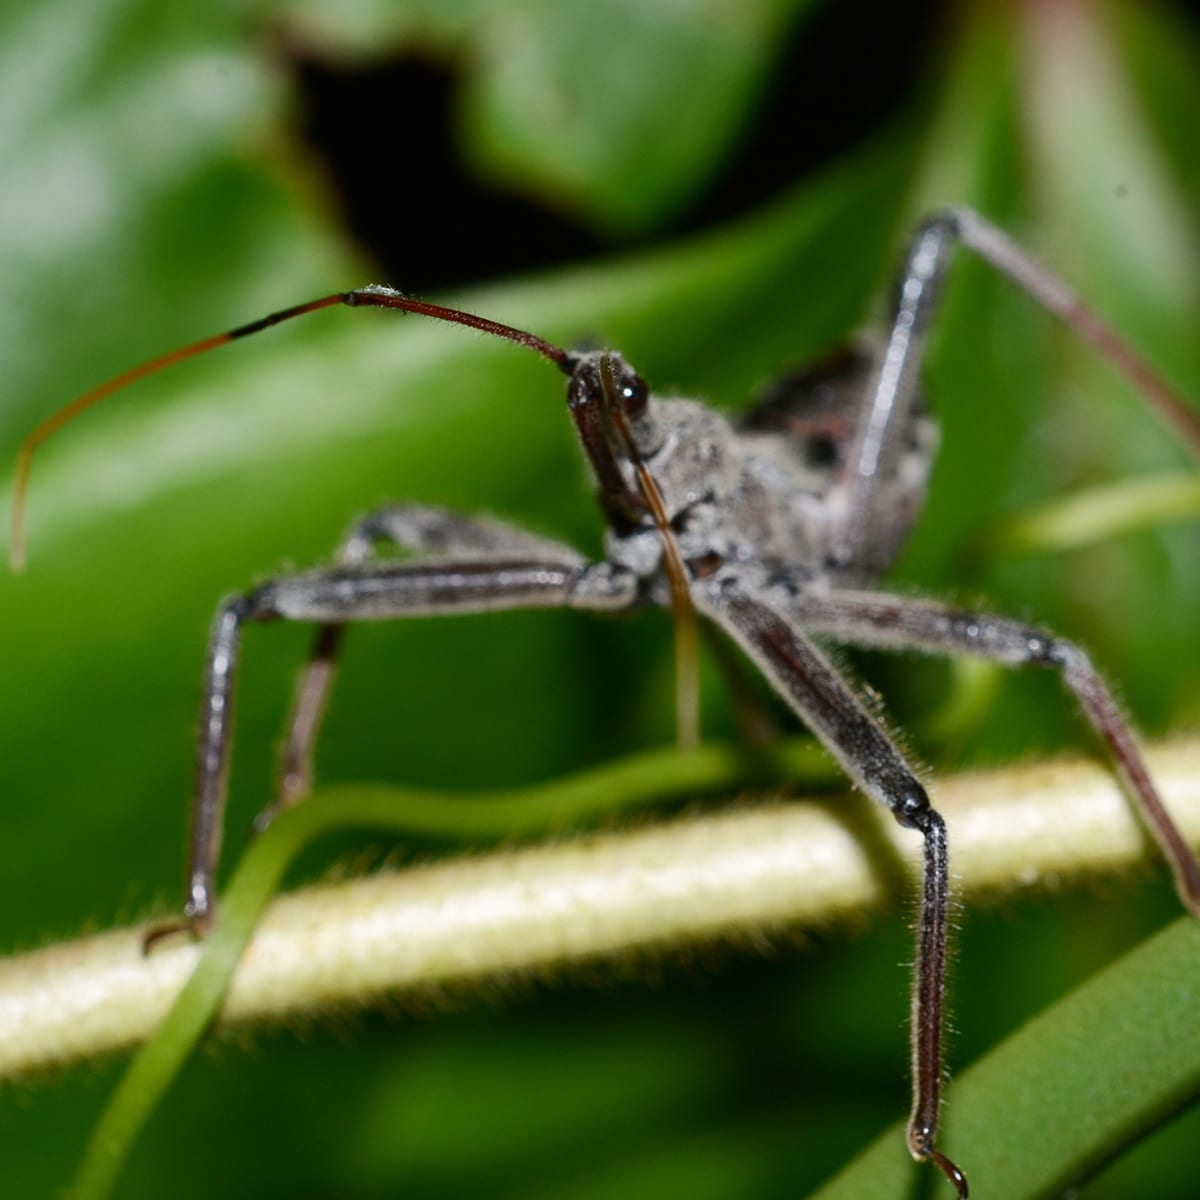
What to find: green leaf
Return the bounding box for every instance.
[459,0,821,233]
[271,0,825,234]
[2,1,1199,1198]
[811,916,1200,1200]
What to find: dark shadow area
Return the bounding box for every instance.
[285,0,942,289]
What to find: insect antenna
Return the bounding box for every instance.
[632,453,702,750]
[598,354,702,750]
[9,287,574,571]
[9,287,705,746]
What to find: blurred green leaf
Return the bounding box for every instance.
[277,0,824,234]
[3,0,1200,1198]
[459,0,820,233]
[812,916,1200,1200]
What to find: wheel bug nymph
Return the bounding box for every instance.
[11,208,1200,1197]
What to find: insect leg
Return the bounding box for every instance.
[831,207,1200,570]
[177,554,637,937]
[273,506,589,816]
[782,587,1200,913]
[694,570,967,1198]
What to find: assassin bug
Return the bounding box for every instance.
[11,208,1200,1196]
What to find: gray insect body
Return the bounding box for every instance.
[15,207,1200,1200]
[145,215,1200,1200]
[605,349,936,600]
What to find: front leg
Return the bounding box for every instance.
[782,586,1200,913]
[179,552,637,936]
[275,505,590,813]
[693,570,968,1198]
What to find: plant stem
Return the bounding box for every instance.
[1,739,1195,1085]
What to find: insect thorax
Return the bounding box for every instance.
[605,350,939,594]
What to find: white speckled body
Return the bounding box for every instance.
[604,376,938,601]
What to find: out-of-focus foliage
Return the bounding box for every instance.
[2,0,1198,1197]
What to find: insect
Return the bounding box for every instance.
[11,207,1200,1197]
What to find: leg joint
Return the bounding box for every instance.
[1033,631,1087,675]
[893,779,933,832]
[238,585,279,623]
[918,208,963,243]
[567,562,639,612]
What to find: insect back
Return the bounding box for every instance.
[741,344,939,581]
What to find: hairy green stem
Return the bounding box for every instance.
[0,740,1193,1198]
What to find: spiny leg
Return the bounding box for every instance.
[167,553,637,940]
[272,505,589,817]
[830,206,1200,572]
[780,586,1200,913]
[694,569,968,1198]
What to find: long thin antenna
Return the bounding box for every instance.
[632,453,702,750]
[9,287,572,570]
[600,355,702,751]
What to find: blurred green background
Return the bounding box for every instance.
[2,0,1199,1196]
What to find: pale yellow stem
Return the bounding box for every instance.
[1,739,1198,1080]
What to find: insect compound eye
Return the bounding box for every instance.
[620,372,649,420]
[597,352,650,420]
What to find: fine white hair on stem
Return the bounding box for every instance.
[1,739,1198,1081]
